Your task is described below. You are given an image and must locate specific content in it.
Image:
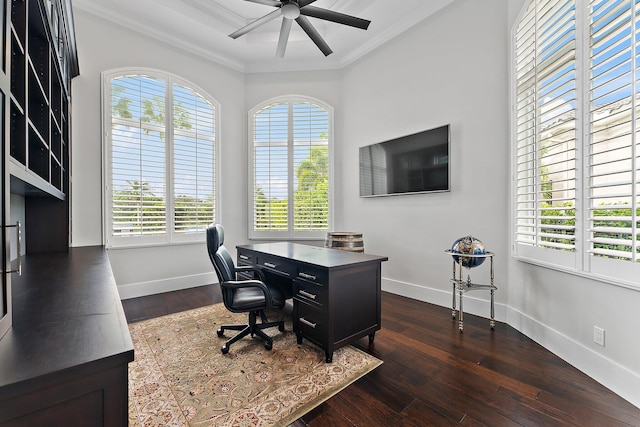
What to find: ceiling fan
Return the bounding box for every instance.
[229,0,371,58]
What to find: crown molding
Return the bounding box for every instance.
[73,0,456,74]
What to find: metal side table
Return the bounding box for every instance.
[445,250,496,332]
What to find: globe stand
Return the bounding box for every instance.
[444,250,496,332]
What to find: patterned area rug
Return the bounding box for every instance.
[128,304,382,426]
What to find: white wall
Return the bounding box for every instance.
[69,0,639,408]
[71,10,246,298]
[341,0,509,313]
[339,0,639,409]
[504,0,640,408]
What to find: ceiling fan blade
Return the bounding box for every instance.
[276,18,293,58]
[243,0,281,7]
[297,0,318,7]
[300,6,370,30]
[295,15,332,56]
[229,8,282,39]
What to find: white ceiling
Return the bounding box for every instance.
[72,0,455,73]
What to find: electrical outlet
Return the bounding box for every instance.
[593,326,605,346]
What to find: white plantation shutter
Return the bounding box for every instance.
[253,102,289,231]
[514,0,577,266]
[111,75,167,241]
[588,0,639,268]
[513,0,640,286]
[250,97,332,240]
[104,70,218,247]
[172,83,216,235]
[293,102,329,230]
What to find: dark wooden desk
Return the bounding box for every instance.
[237,242,388,362]
[0,247,134,426]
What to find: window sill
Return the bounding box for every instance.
[106,239,205,251]
[514,255,640,292]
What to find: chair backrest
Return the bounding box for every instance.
[206,223,236,283]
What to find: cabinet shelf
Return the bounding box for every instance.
[11,38,25,106]
[9,0,75,199]
[10,100,26,164]
[9,158,64,200]
[11,0,27,49]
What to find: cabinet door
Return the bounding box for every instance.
[0,0,10,340]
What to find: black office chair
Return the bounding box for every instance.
[206,223,285,354]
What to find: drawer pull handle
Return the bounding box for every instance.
[299,290,317,300]
[299,272,317,281]
[3,221,21,275]
[299,317,317,328]
[239,254,249,260]
[264,262,276,268]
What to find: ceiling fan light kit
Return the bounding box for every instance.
[229,0,371,58]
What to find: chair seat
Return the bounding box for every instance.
[231,285,285,311]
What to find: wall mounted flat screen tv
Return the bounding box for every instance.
[359,124,450,197]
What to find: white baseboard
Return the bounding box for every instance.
[117,272,218,300]
[382,277,640,410]
[507,307,640,409]
[382,277,508,323]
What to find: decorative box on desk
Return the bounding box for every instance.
[444,250,496,332]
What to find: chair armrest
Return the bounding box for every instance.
[220,279,275,308]
[235,265,266,282]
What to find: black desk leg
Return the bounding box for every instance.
[369,332,376,343]
[325,351,333,363]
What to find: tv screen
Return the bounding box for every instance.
[359,124,450,197]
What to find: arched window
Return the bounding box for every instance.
[102,69,218,247]
[512,0,640,287]
[249,96,333,240]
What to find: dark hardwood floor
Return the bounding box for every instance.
[122,286,640,426]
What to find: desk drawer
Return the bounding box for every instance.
[295,266,327,285]
[293,279,326,308]
[294,300,326,344]
[237,250,254,266]
[256,254,294,277]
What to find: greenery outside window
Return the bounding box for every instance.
[249,96,333,240]
[513,0,640,288]
[102,69,219,247]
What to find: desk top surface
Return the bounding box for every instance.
[238,242,388,269]
[0,246,134,392]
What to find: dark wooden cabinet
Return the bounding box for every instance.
[237,242,387,362]
[9,0,78,254]
[0,247,134,427]
[10,0,76,198]
[0,2,133,426]
[1,0,77,343]
[1,0,12,342]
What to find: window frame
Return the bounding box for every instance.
[248,95,334,241]
[101,67,220,248]
[511,0,640,290]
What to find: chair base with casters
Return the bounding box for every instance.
[207,222,287,355]
[217,309,285,353]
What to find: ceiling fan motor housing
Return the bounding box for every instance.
[281,2,300,19]
[230,0,371,57]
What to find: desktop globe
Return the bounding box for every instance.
[450,235,486,268]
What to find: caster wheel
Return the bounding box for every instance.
[221,345,229,354]
[217,328,224,337]
[264,341,273,351]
